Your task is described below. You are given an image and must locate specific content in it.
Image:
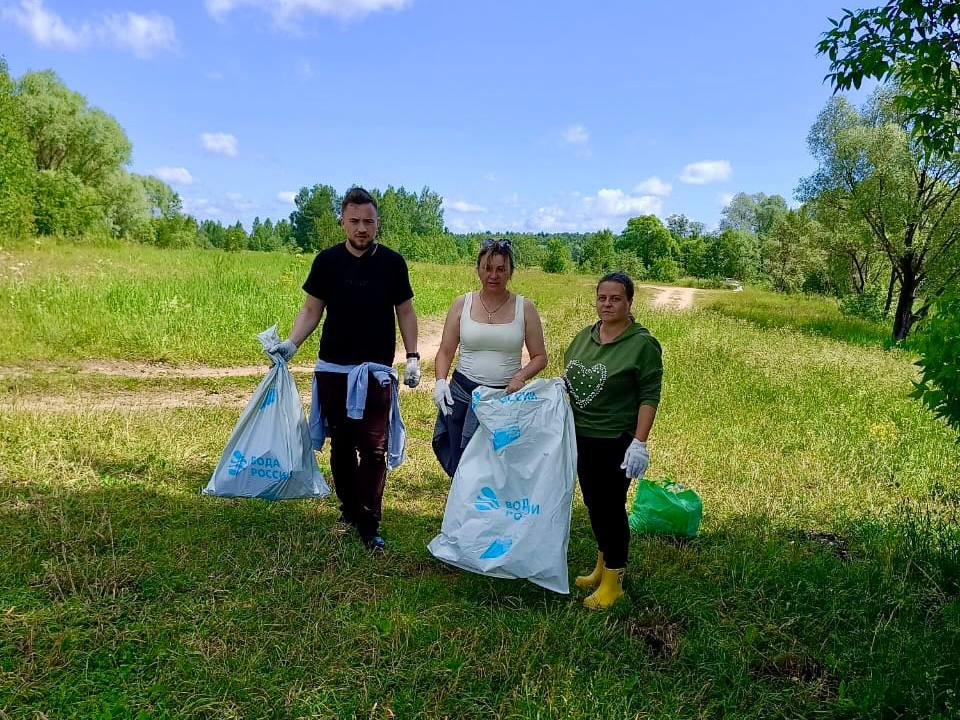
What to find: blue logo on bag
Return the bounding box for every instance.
[492,424,521,450]
[499,390,537,404]
[479,537,513,559]
[259,388,277,410]
[472,487,540,521]
[228,450,248,476]
[474,486,500,511]
[504,497,540,521]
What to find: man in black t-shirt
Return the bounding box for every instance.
[268,187,420,550]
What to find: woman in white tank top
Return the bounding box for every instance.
[431,238,548,476]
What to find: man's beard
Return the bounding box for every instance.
[347,237,375,253]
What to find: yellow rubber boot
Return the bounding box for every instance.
[574,552,605,590]
[583,567,625,610]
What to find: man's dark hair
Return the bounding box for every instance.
[341,186,378,214]
[597,271,634,302]
[476,237,515,274]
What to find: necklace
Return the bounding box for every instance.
[477,290,511,322]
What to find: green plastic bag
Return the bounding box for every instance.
[628,478,702,537]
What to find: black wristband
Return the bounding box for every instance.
[406,352,420,359]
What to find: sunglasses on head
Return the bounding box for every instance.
[481,238,513,249]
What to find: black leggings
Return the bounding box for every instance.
[576,433,634,569]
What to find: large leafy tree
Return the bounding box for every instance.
[911,288,960,434]
[16,70,131,188]
[580,229,616,273]
[799,89,960,340]
[720,192,789,275]
[542,238,570,274]
[764,207,825,293]
[290,184,341,252]
[0,58,35,237]
[616,215,677,268]
[818,0,960,158]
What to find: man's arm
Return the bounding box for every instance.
[289,294,326,347]
[395,299,418,355]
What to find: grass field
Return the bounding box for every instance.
[1,242,959,719]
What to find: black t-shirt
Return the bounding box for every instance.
[302,242,414,366]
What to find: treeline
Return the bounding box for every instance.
[2,61,957,341]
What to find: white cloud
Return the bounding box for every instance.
[1,0,175,56]
[277,191,297,203]
[181,197,222,219]
[182,192,259,222]
[447,216,488,233]
[633,176,672,197]
[154,167,194,185]
[586,189,662,218]
[679,160,732,185]
[201,132,239,157]
[502,192,520,207]
[719,192,735,206]
[2,0,86,49]
[206,0,409,24]
[101,12,176,57]
[513,188,662,233]
[561,124,590,145]
[445,199,487,214]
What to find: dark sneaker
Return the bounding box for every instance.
[361,534,386,551]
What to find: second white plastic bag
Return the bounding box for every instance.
[428,378,577,593]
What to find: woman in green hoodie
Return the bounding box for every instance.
[563,272,663,609]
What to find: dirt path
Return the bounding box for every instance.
[0,318,447,381]
[3,318,449,412]
[641,284,697,311]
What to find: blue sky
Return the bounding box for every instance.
[1,0,876,233]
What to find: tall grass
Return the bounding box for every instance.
[1,244,959,718]
[699,288,891,347]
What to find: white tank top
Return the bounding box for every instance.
[456,292,525,387]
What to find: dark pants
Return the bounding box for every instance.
[315,371,391,537]
[576,433,634,569]
[432,371,494,478]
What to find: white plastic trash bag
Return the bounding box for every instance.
[427,378,577,593]
[204,325,330,501]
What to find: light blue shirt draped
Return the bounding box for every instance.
[309,360,406,470]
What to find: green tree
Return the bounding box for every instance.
[414,187,445,236]
[290,184,341,252]
[223,222,248,252]
[704,228,761,280]
[912,286,960,435]
[765,208,825,293]
[799,89,960,340]
[16,70,131,189]
[199,220,228,249]
[818,0,960,157]
[543,238,570,273]
[648,256,680,283]
[33,170,103,236]
[140,175,182,219]
[617,215,677,267]
[580,229,616,272]
[0,58,35,237]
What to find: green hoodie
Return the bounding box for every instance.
[563,320,662,438]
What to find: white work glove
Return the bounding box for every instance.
[433,378,454,416]
[267,338,298,363]
[404,356,421,388]
[620,438,649,479]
